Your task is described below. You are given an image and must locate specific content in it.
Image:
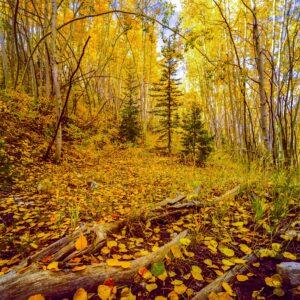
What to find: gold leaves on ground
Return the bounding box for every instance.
[219,245,235,257]
[75,234,88,251]
[73,288,88,300]
[265,274,282,288]
[106,259,131,268]
[236,274,248,282]
[191,265,204,281]
[282,251,297,260]
[46,261,59,271]
[221,282,234,296]
[145,283,158,292]
[27,294,45,300]
[239,244,252,255]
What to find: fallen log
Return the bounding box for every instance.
[16,221,124,270]
[0,230,188,300]
[172,185,241,210]
[192,253,257,300]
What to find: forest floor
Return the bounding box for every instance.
[0,91,299,299]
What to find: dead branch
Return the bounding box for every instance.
[192,253,257,300]
[0,231,188,300]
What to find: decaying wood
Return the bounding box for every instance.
[171,185,241,210]
[16,222,124,271]
[192,253,257,300]
[155,194,186,208]
[0,230,188,300]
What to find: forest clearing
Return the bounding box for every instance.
[0,0,299,299]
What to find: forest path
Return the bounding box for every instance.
[0,148,298,299]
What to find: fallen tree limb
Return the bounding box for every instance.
[192,253,257,300]
[0,230,188,300]
[16,221,124,271]
[172,185,241,210]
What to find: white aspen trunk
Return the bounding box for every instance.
[252,1,270,153]
[0,29,8,87]
[51,0,62,162]
[44,1,51,99]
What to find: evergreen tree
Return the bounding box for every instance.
[151,34,182,154]
[119,68,141,144]
[181,103,214,165]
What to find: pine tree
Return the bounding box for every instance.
[151,34,182,154]
[119,68,141,144]
[181,103,214,165]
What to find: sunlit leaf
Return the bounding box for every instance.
[75,234,88,251]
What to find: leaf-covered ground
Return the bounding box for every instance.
[1,146,299,299]
[0,91,299,299]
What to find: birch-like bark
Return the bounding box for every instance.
[51,0,62,162]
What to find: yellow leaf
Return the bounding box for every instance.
[283,251,297,260]
[204,259,212,266]
[120,287,136,300]
[232,222,244,227]
[98,285,112,300]
[236,274,248,282]
[30,242,38,249]
[155,297,167,300]
[171,245,182,258]
[171,279,183,285]
[271,243,281,252]
[232,258,246,264]
[222,259,235,266]
[258,248,276,258]
[167,291,179,300]
[219,246,235,257]
[146,283,157,292]
[107,240,117,248]
[72,265,87,272]
[101,247,110,255]
[265,275,282,287]
[75,235,88,251]
[27,294,45,300]
[106,259,131,269]
[174,284,187,295]
[158,271,168,281]
[73,288,88,300]
[222,282,233,296]
[47,261,59,271]
[180,238,191,246]
[239,244,252,255]
[273,287,285,297]
[191,265,204,281]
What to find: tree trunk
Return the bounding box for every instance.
[51,0,62,162]
[252,1,270,154]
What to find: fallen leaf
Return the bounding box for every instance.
[236,274,248,282]
[75,234,88,251]
[146,283,157,292]
[180,238,191,246]
[219,246,235,257]
[222,282,233,296]
[174,284,187,295]
[98,285,112,300]
[239,244,252,255]
[191,265,204,281]
[282,251,296,260]
[107,240,117,248]
[73,288,88,300]
[72,265,87,272]
[27,294,45,300]
[106,259,131,268]
[273,287,285,297]
[47,261,59,271]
